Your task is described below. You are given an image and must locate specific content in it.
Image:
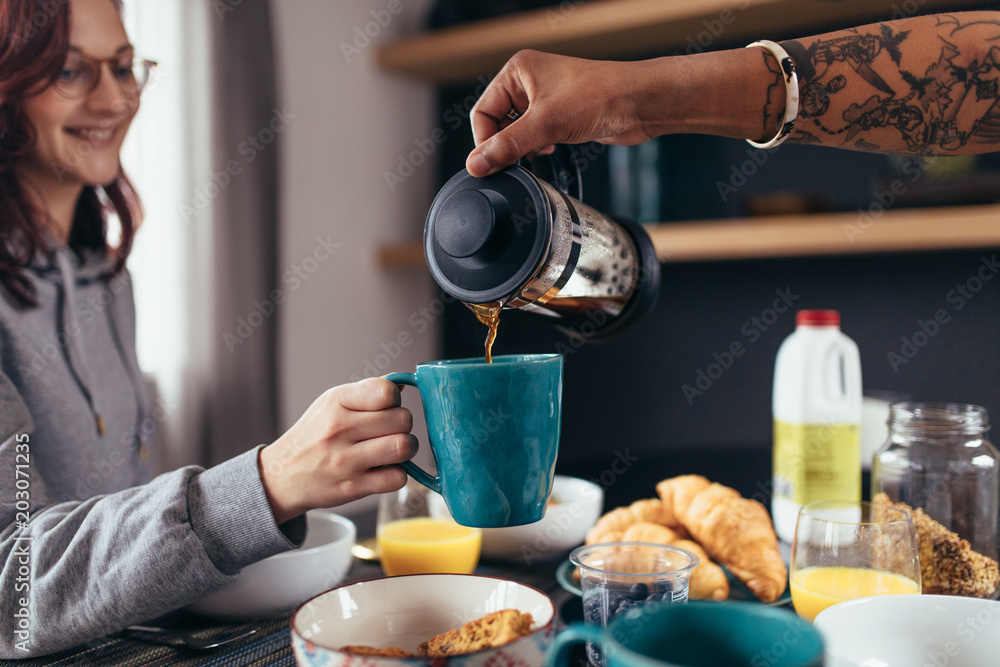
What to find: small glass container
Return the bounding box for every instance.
[571,542,696,667]
[872,402,999,564]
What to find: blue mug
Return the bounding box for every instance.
[548,601,824,667]
[386,353,562,528]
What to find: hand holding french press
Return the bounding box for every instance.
[425,146,660,343]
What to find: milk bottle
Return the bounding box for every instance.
[772,310,863,543]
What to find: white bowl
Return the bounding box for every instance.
[291,573,556,666]
[815,595,1000,667]
[429,475,603,564]
[186,510,355,620]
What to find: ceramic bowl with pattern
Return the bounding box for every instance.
[291,574,556,666]
[186,510,356,620]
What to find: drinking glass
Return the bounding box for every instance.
[790,500,920,622]
[376,479,482,576]
[571,542,697,667]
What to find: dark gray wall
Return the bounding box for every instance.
[429,0,1000,506]
[442,248,999,503]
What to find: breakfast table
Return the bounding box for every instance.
[11,556,577,667]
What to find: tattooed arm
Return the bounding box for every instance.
[467,12,1000,176]
[782,12,1000,154]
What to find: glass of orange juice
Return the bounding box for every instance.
[790,500,921,622]
[376,480,481,576]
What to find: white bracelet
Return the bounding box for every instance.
[745,39,799,149]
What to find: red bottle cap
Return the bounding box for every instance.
[796,309,840,326]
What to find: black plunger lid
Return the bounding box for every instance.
[424,166,550,304]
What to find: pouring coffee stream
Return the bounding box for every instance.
[466,301,502,363]
[425,146,661,353]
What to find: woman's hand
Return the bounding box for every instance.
[466,50,661,177]
[258,378,417,524]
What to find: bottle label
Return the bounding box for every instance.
[773,420,861,505]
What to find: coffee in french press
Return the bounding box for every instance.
[424,147,660,361]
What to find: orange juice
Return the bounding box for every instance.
[378,517,482,576]
[791,566,919,621]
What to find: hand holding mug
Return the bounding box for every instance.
[386,353,563,528]
[258,378,419,524]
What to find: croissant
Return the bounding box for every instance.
[657,475,787,603]
[581,524,666,579]
[577,525,667,583]
[619,522,676,574]
[655,475,711,520]
[585,527,623,545]
[619,523,729,601]
[628,498,678,527]
[588,507,636,537]
[587,498,684,542]
[671,539,729,601]
[620,522,678,545]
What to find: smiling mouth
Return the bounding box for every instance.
[66,127,117,144]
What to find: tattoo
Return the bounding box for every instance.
[760,50,787,141]
[782,14,1000,154]
[791,129,822,144]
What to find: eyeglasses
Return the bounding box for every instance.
[54,54,158,99]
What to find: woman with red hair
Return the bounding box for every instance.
[0,0,417,657]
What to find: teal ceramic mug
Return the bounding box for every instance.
[548,601,824,667]
[385,353,562,528]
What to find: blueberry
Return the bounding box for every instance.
[629,582,649,598]
[586,604,603,624]
[615,598,640,615]
[652,580,674,594]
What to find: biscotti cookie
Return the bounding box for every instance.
[418,609,534,657]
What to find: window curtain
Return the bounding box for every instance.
[203,1,281,465]
[125,1,279,471]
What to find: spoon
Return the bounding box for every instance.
[351,537,379,562]
[123,624,258,649]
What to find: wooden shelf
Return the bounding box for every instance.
[378,204,1000,268]
[377,0,991,84]
[376,0,998,268]
[646,204,1000,262]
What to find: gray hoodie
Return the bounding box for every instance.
[0,243,305,658]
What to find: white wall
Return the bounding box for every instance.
[271,0,440,515]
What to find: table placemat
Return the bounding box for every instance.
[5,555,564,666]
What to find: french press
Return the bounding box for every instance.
[423,147,660,341]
